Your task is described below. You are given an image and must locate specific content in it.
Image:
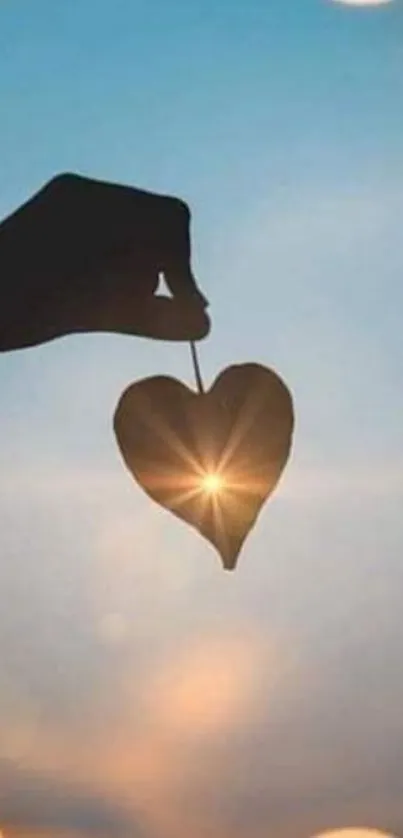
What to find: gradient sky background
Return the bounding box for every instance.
[1,1,403,836]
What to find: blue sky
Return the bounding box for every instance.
[0,1,403,837]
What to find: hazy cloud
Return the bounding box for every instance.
[0,759,141,837]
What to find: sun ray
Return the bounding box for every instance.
[129,390,205,477]
[215,386,276,474]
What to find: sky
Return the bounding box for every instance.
[0,0,403,836]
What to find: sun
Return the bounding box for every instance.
[201,472,225,495]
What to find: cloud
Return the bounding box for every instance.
[0,759,141,837]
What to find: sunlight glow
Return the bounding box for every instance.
[331,0,393,5]
[201,472,225,494]
[312,829,397,838]
[150,636,262,736]
[135,379,269,519]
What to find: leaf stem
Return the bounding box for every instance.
[190,341,205,394]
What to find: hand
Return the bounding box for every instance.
[0,173,210,351]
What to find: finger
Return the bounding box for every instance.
[87,297,211,342]
[49,174,209,306]
[158,197,209,307]
[139,298,211,341]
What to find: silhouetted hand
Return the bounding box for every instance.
[0,173,210,351]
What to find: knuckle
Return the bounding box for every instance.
[44,172,83,194]
[169,196,191,221]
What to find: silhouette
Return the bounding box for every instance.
[0,174,294,567]
[0,173,210,351]
[114,363,294,570]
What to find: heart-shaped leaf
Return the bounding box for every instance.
[113,364,294,570]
